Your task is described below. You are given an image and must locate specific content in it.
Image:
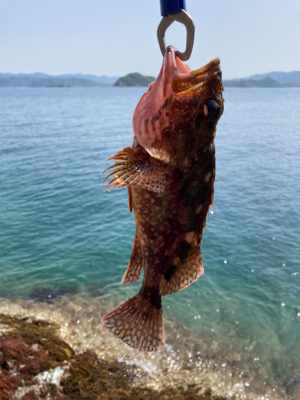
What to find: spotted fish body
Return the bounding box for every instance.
[102,46,224,351]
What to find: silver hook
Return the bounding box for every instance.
[157,9,195,61]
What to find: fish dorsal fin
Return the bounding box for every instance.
[103,147,166,193]
[159,244,204,296]
[121,235,144,285]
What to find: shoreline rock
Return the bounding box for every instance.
[0,295,292,400]
[0,313,227,400]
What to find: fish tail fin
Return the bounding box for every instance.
[101,294,164,352]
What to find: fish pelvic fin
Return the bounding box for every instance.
[122,235,144,285]
[101,294,164,352]
[103,147,166,193]
[159,244,204,296]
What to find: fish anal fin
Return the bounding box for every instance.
[103,147,166,193]
[101,294,164,352]
[121,236,143,285]
[159,245,204,296]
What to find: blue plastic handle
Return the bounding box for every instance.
[160,0,186,17]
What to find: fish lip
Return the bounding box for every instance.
[190,58,221,78]
[165,46,222,94]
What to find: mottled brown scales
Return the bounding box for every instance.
[102,46,224,351]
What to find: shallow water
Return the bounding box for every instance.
[0,87,300,398]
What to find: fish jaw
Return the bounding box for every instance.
[132,45,224,167]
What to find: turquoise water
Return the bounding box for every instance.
[0,87,299,397]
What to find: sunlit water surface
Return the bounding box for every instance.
[0,87,299,399]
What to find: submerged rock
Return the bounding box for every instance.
[28,286,80,303]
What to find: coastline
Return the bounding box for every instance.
[0,313,226,400]
[0,293,291,400]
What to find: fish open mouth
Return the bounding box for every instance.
[172,58,221,93]
[164,46,221,94]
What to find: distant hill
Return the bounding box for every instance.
[114,73,155,87]
[0,73,119,87]
[2,70,299,88]
[224,71,300,88]
[224,77,283,88]
[55,74,119,85]
[0,72,50,79]
[246,71,300,84]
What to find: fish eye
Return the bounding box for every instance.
[202,98,222,121]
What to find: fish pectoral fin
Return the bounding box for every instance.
[101,293,164,352]
[159,246,204,296]
[103,147,166,193]
[122,235,144,285]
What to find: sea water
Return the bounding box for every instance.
[0,87,299,398]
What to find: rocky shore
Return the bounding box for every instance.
[0,313,227,400]
[0,294,290,400]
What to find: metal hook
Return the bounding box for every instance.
[157,9,195,61]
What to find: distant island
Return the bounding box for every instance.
[0,73,119,88]
[223,71,300,88]
[0,71,299,88]
[115,71,300,88]
[114,73,155,87]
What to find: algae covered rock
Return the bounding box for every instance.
[0,314,70,399]
[0,313,226,400]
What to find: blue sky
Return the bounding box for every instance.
[1,0,300,79]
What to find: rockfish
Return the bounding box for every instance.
[101,46,224,351]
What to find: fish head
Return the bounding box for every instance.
[132,45,224,167]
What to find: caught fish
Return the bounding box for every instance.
[101,45,224,351]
